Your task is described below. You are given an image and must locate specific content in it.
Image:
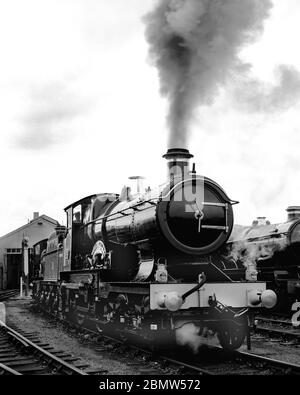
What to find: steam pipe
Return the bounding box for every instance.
[181,273,206,301]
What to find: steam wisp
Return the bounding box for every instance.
[226,233,286,272]
[175,322,217,353]
[175,323,202,353]
[228,239,271,269]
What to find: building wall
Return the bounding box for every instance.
[0,216,58,289]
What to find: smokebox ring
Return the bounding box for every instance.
[157,178,234,255]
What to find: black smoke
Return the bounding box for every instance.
[144,0,273,148]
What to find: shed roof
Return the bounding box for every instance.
[0,215,59,240]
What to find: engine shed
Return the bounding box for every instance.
[0,213,59,290]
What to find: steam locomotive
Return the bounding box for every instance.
[226,208,300,311]
[32,148,276,351]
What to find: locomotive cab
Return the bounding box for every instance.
[65,195,101,270]
[64,194,119,271]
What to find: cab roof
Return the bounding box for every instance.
[64,193,119,211]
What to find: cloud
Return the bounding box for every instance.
[14,79,90,150]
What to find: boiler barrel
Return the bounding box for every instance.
[94,177,234,256]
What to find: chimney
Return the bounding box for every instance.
[33,212,39,220]
[286,206,300,222]
[163,148,193,182]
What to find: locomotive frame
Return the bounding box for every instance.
[32,149,277,351]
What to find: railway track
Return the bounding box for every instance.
[0,290,19,302]
[163,347,300,375]
[0,320,89,375]
[40,310,300,375]
[76,324,300,375]
[25,303,300,375]
[254,316,300,341]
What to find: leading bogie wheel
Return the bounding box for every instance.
[217,322,247,351]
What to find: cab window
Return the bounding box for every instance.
[73,205,82,224]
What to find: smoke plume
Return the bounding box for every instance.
[144,0,273,148]
[230,65,300,113]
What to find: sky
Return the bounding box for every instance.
[1,0,300,235]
